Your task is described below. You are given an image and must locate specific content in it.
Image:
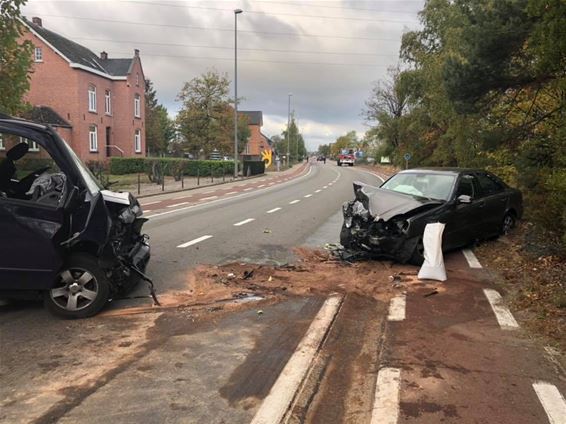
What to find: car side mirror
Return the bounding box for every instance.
[456,194,472,204]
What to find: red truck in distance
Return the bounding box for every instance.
[337,149,355,166]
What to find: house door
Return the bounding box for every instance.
[105,127,111,157]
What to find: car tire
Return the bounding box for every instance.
[408,238,425,266]
[501,212,516,235]
[44,254,111,319]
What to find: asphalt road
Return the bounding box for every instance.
[138,162,384,295]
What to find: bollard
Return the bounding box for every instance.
[161,163,165,192]
[197,167,200,186]
[223,162,225,182]
[211,164,214,183]
[137,173,140,195]
[181,171,184,189]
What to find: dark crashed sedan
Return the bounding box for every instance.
[341,168,523,265]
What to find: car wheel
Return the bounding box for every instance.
[501,213,516,235]
[408,238,425,266]
[44,254,111,319]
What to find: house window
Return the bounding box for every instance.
[0,134,4,150]
[134,94,141,118]
[88,85,97,112]
[134,129,141,153]
[89,125,98,152]
[105,90,111,115]
[34,47,43,62]
[20,136,40,152]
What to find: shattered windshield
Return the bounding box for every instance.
[380,172,456,201]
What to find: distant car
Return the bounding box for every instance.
[317,156,326,162]
[341,168,523,265]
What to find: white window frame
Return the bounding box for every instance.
[0,134,4,151]
[88,85,97,112]
[89,125,98,152]
[34,47,43,62]
[105,90,112,115]
[134,94,141,118]
[20,136,40,152]
[134,129,142,153]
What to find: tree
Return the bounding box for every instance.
[330,131,358,157]
[0,0,33,115]
[280,116,305,163]
[317,144,331,157]
[145,79,174,156]
[175,70,249,158]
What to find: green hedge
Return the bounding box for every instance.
[109,157,235,177]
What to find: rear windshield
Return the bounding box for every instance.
[381,172,456,201]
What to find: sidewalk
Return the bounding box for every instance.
[111,162,308,198]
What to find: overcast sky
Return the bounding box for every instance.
[23,0,424,150]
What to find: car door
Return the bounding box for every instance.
[0,196,65,290]
[474,172,508,237]
[443,174,484,249]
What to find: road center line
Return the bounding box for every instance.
[234,218,255,226]
[176,235,213,248]
[323,186,328,189]
[315,189,321,193]
[167,202,189,208]
[533,381,566,424]
[250,295,343,424]
[463,249,483,268]
[388,295,406,321]
[304,194,312,198]
[266,207,282,214]
[289,199,301,204]
[200,196,218,201]
[370,368,401,424]
[483,288,519,329]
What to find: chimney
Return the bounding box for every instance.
[134,49,140,57]
[32,17,42,27]
[100,51,108,60]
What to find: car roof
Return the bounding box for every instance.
[0,113,49,131]
[398,167,486,175]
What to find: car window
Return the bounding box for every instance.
[476,173,504,196]
[456,174,475,198]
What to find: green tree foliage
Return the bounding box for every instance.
[176,70,249,158]
[0,0,32,115]
[281,116,306,163]
[330,131,358,157]
[317,143,331,157]
[145,79,174,156]
[365,0,566,245]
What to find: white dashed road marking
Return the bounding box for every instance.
[267,207,282,214]
[141,201,160,206]
[177,235,213,248]
[323,186,328,189]
[234,218,255,226]
[243,188,253,191]
[370,368,401,424]
[258,184,266,188]
[304,194,312,198]
[289,200,301,204]
[167,202,190,208]
[250,295,343,424]
[388,295,406,321]
[200,196,218,201]
[463,249,483,268]
[315,189,321,193]
[483,288,519,329]
[225,191,237,195]
[533,381,566,424]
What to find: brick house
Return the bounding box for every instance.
[17,16,146,162]
[240,111,272,160]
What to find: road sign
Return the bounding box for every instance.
[404,152,412,161]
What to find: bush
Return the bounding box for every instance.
[109,157,235,177]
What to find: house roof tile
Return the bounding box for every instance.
[240,111,263,126]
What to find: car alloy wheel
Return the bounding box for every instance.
[502,213,515,235]
[50,268,100,312]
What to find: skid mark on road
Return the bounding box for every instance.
[483,288,519,329]
[177,235,213,248]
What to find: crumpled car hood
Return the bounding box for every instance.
[356,182,443,221]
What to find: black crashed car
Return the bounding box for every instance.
[341,168,523,265]
[0,115,150,318]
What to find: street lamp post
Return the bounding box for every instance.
[234,8,243,178]
[286,93,292,168]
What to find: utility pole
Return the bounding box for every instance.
[286,93,292,168]
[233,9,243,178]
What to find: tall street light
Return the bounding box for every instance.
[234,8,243,178]
[286,92,292,168]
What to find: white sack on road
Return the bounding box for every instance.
[418,222,447,282]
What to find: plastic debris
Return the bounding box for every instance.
[268,276,273,282]
[418,223,447,282]
[227,273,236,279]
[257,310,264,315]
[263,228,272,233]
[243,270,255,280]
[424,289,439,297]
